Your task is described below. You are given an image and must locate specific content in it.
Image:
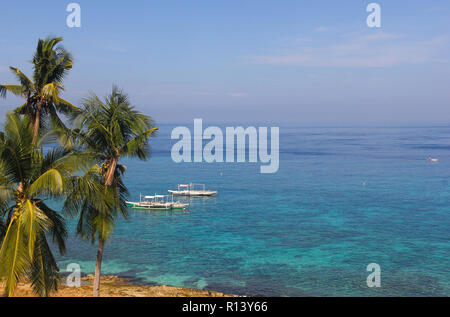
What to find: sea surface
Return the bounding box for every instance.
[55,124,450,296]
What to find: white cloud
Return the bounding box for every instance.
[249,32,449,67]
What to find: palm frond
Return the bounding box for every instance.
[0,85,25,98]
[55,97,80,115]
[0,113,35,183]
[63,164,107,218]
[13,102,28,114]
[27,232,59,297]
[28,168,63,197]
[41,83,63,103]
[8,68,34,93]
[120,127,158,159]
[20,199,51,259]
[33,37,66,87]
[35,201,67,255]
[0,214,30,297]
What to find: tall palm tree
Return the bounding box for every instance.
[0,36,79,143]
[71,86,157,297]
[0,113,84,296]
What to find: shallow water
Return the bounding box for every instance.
[56,124,450,296]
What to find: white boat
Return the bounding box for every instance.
[427,157,439,163]
[168,183,217,196]
[126,194,189,210]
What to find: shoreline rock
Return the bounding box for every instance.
[9,275,234,297]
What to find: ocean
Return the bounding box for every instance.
[55,124,450,296]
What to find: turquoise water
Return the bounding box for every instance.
[56,124,450,296]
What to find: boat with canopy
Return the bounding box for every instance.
[168,183,218,196]
[126,194,189,210]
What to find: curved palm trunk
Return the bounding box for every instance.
[93,151,120,296]
[93,238,105,297]
[104,152,119,186]
[104,159,117,186]
[32,103,41,144]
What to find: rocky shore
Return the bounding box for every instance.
[10,275,234,297]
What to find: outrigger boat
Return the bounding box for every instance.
[126,194,189,210]
[168,183,218,197]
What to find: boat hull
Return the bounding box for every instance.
[126,202,188,211]
[168,190,217,196]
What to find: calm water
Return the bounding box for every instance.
[56,124,450,296]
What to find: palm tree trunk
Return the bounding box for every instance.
[93,238,105,297]
[32,106,41,144]
[104,156,118,186]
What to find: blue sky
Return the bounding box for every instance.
[1,0,449,125]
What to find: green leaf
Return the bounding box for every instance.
[55,97,80,115]
[0,213,30,297]
[28,168,63,197]
[0,85,25,98]
[41,83,63,103]
[20,200,51,259]
[27,232,59,297]
[9,68,34,92]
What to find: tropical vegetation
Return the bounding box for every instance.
[66,87,157,296]
[0,37,156,297]
[0,36,79,143]
[0,113,71,296]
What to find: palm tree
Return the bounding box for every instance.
[0,113,85,296]
[71,86,157,297]
[0,36,79,143]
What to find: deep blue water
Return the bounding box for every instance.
[56,124,450,296]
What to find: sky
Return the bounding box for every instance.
[0,0,449,125]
